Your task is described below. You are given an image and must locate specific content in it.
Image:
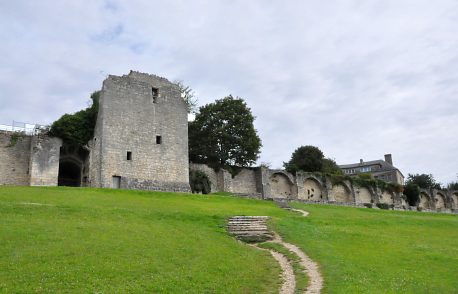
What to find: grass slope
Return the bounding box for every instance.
[0,187,285,293]
[280,203,458,293]
[1,187,457,293]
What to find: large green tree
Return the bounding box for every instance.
[404,183,421,206]
[283,145,343,175]
[283,145,324,174]
[405,173,441,189]
[49,91,99,146]
[189,95,262,168]
[447,182,458,190]
[322,158,343,175]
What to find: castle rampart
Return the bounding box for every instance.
[190,163,458,213]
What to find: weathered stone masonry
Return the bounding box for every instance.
[1,70,455,211]
[1,71,190,192]
[89,71,190,192]
[0,131,62,186]
[190,163,458,213]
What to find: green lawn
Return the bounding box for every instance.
[0,187,457,293]
[282,203,458,294]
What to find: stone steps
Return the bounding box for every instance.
[227,216,274,243]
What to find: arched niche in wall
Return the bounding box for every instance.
[434,192,446,210]
[331,183,352,203]
[418,192,432,210]
[270,172,294,199]
[380,190,394,205]
[355,187,372,204]
[451,193,458,209]
[299,177,323,201]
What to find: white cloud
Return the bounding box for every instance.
[0,0,457,184]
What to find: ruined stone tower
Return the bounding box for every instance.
[89,71,190,191]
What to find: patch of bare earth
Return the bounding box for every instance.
[228,211,323,294]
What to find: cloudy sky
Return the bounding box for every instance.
[1,0,457,184]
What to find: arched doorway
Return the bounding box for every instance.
[58,160,82,187]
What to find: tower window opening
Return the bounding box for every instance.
[156,136,162,144]
[152,87,158,103]
[127,151,132,160]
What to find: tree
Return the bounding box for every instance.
[447,182,458,190]
[405,173,441,190]
[322,158,343,175]
[189,95,262,169]
[49,91,99,146]
[283,145,324,174]
[404,183,420,206]
[175,80,198,114]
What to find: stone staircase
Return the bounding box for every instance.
[227,216,274,243]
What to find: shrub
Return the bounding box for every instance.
[6,132,25,147]
[363,203,373,208]
[358,173,373,180]
[189,170,211,194]
[403,183,420,206]
[49,91,99,146]
[376,203,393,210]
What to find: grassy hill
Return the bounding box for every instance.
[1,186,457,293]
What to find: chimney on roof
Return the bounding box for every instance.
[360,159,363,164]
[384,154,393,165]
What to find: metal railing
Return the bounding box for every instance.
[0,121,47,135]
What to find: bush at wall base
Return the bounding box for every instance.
[190,170,211,194]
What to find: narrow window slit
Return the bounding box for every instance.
[152,87,158,103]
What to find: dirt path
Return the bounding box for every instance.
[228,209,323,294]
[289,208,309,217]
[278,207,323,294]
[269,249,296,294]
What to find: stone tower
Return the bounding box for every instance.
[89,71,190,192]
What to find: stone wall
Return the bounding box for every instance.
[189,164,264,197]
[0,131,32,185]
[190,163,219,192]
[29,135,62,186]
[0,131,62,186]
[230,168,258,195]
[90,71,190,192]
[190,163,457,213]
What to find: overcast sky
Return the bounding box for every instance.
[1,1,457,185]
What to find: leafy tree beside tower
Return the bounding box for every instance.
[188,95,262,170]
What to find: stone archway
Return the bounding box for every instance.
[270,173,294,199]
[299,178,323,201]
[380,191,394,205]
[331,184,352,203]
[418,192,431,210]
[451,193,458,210]
[58,159,82,187]
[434,192,446,210]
